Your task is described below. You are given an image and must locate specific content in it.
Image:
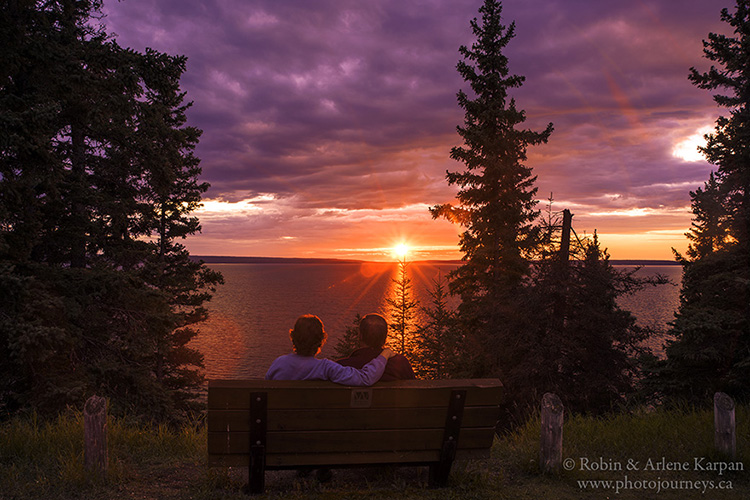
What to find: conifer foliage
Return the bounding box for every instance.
[0,0,222,420]
[412,273,463,380]
[657,0,750,402]
[529,228,660,413]
[333,313,363,359]
[386,259,419,356]
[431,0,552,379]
[431,1,662,416]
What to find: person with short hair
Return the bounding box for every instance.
[266,314,395,385]
[337,313,415,381]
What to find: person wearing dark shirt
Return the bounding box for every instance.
[337,313,416,381]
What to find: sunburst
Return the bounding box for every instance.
[393,243,410,260]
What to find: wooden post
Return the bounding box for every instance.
[553,209,573,332]
[559,209,572,264]
[540,393,563,474]
[84,395,108,477]
[714,392,736,458]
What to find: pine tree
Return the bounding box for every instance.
[656,0,750,403]
[430,0,552,378]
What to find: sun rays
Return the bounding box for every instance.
[393,243,410,261]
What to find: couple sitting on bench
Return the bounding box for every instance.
[208,313,502,492]
[265,313,415,385]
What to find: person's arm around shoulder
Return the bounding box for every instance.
[324,348,395,386]
[380,347,396,360]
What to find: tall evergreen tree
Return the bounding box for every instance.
[0,0,221,419]
[690,2,750,251]
[431,0,552,379]
[656,0,750,402]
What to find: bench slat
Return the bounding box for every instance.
[209,379,502,390]
[208,447,492,468]
[208,406,499,432]
[208,426,495,455]
[209,384,502,410]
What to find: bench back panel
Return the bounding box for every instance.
[207,379,502,468]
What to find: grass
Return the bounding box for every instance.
[1,405,749,499]
[0,409,205,499]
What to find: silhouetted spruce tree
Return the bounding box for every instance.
[529,227,666,414]
[653,0,750,403]
[431,0,552,382]
[0,0,221,420]
[413,273,463,379]
[683,172,731,261]
[386,259,419,356]
[333,313,363,359]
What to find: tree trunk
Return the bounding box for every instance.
[70,123,87,268]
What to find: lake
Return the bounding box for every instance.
[190,262,682,379]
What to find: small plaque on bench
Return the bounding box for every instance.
[350,388,372,408]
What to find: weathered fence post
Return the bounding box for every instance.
[714,392,736,458]
[540,392,564,473]
[84,395,108,477]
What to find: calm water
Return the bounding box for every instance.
[190,263,682,379]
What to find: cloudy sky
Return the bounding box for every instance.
[102,0,729,261]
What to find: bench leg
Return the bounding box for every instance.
[429,389,466,488]
[428,439,456,488]
[243,445,265,495]
[245,391,267,494]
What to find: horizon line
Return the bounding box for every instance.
[191,255,681,266]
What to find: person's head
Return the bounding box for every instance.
[290,315,327,356]
[359,313,388,350]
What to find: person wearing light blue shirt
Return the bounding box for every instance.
[266,314,395,385]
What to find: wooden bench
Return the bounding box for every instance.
[207,378,503,494]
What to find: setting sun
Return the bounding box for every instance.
[393,243,410,260]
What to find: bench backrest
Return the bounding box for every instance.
[207,378,503,468]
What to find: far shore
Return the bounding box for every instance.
[192,255,681,266]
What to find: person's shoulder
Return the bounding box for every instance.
[391,353,413,365]
[383,353,416,379]
[268,353,288,366]
[266,353,296,380]
[271,352,296,363]
[269,352,312,370]
[347,347,377,357]
[337,347,378,367]
[336,347,366,361]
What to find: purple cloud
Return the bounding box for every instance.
[101,0,730,259]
